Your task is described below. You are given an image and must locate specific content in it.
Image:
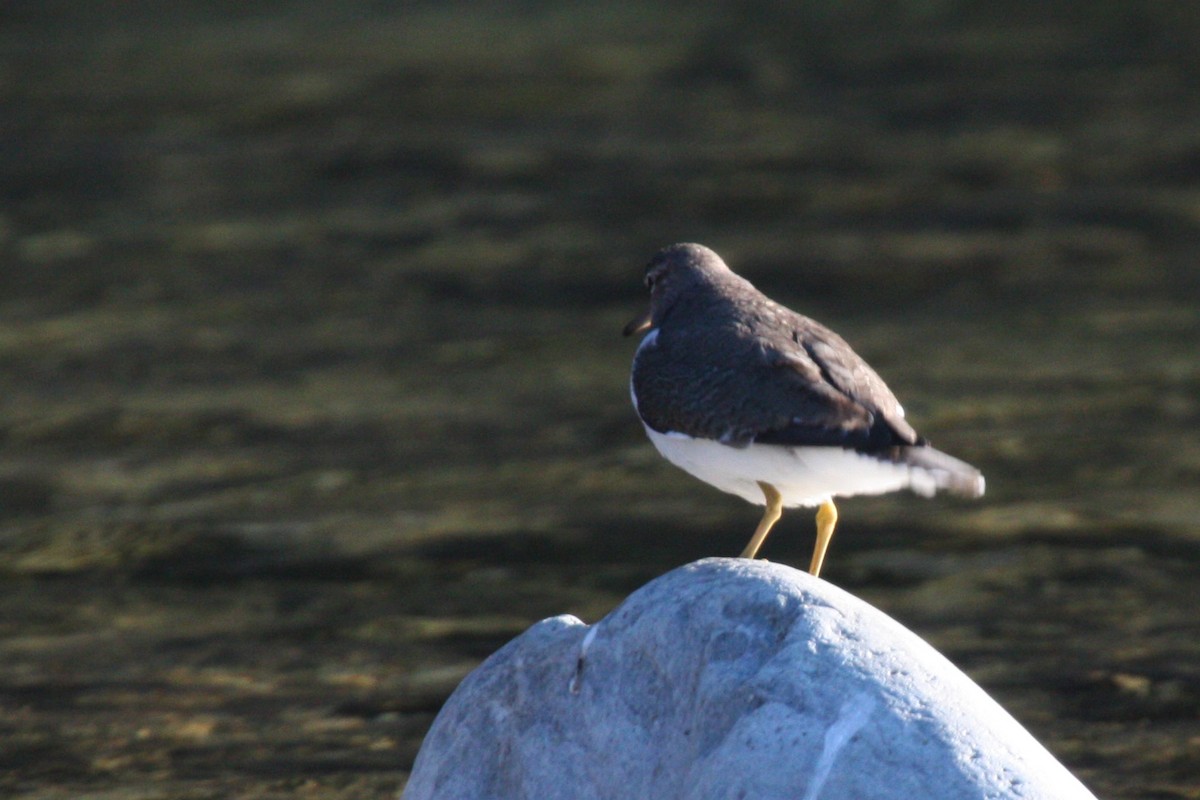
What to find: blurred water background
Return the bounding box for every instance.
[2,2,1199,798]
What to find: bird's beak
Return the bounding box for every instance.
[623,308,652,337]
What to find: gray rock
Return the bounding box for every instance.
[403,558,1096,800]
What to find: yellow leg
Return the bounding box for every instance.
[809,500,838,577]
[739,482,783,559]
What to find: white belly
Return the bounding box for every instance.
[644,425,930,508]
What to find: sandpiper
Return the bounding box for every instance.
[624,243,984,577]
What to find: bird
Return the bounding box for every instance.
[624,243,984,577]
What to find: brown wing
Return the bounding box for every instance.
[752,321,921,450]
[632,304,921,451]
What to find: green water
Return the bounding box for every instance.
[2,3,1198,798]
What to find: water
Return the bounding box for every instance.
[1,3,1198,798]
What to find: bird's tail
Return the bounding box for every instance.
[894,446,985,499]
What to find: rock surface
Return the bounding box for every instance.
[403,558,1096,800]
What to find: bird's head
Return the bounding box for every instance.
[623,242,731,336]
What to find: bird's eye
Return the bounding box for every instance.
[644,274,655,289]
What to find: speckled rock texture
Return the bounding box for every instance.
[403,558,1096,800]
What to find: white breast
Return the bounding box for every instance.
[643,425,925,508]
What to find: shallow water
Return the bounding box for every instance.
[2,3,1199,798]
